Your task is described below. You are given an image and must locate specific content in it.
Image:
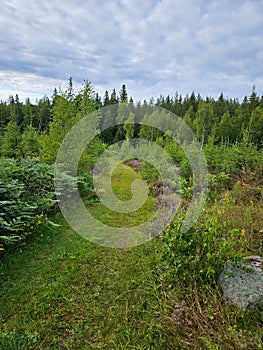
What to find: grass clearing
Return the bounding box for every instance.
[1,162,263,349]
[0,162,174,349]
[87,162,157,227]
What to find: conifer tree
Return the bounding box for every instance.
[40,96,76,163]
[103,91,110,106]
[123,112,135,139]
[119,84,128,103]
[66,77,74,100]
[41,81,98,164]
[1,121,21,158]
[110,89,119,104]
[21,125,40,157]
[217,111,233,144]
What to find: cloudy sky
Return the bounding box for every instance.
[0,0,263,102]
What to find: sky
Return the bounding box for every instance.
[0,0,263,103]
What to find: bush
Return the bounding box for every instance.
[204,143,263,175]
[162,194,246,289]
[0,158,96,254]
[0,159,57,252]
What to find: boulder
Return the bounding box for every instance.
[218,256,263,310]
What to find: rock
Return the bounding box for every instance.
[126,160,142,170]
[218,256,263,310]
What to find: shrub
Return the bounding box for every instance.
[0,158,96,254]
[0,159,57,252]
[162,194,245,289]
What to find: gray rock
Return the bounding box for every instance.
[218,256,263,310]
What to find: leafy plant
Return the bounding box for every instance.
[0,159,57,252]
[162,194,245,288]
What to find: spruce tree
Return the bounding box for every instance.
[21,125,40,157]
[103,90,110,106]
[1,121,22,158]
[110,89,119,104]
[119,84,128,103]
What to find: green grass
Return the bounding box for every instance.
[87,162,157,227]
[0,163,176,349]
[1,162,263,349]
[0,221,174,349]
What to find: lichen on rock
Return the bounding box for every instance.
[218,256,263,310]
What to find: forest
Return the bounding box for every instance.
[1,80,263,158]
[0,79,263,349]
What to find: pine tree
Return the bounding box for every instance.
[21,98,34,129]
[41,81,98,164]
[123,112,135,139]
[249,85,259,111]
[1,121,22,158]
[194,101,214,145]
[41,96,77,163]
[0,101,9,132]
[110,89,119,104]
[37,97,51,133]
[248,106,263,144]
[21,125,40,157]
[95,93,102,108]
[217,111,233,145]
[189,91,198,112]
[66,77,74,100]
[103,91,110,106]
[53,87,58,98]
[119,84,128,103]
[9,94,24,126]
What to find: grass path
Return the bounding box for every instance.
[1,162,263,349]
[87,161,157,227]
[0,163,178,349]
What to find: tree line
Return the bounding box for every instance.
[0,78,262,161]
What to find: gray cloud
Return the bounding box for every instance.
[0,0,262,102]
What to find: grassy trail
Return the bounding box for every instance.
[0,164,177,349]
[1,162,263,349]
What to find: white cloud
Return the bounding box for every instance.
[0,0,263,102]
